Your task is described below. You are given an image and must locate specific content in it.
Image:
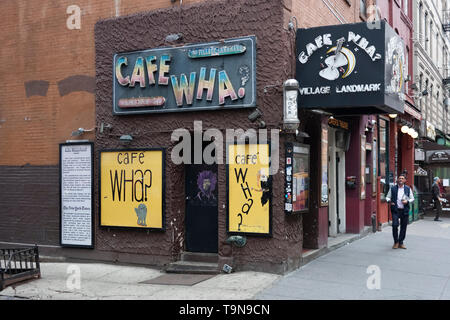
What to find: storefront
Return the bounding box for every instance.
[296,21,407,246]
[84,0,307,274]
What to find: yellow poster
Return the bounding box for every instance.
[100,149,164,229]
[228,144,271,235]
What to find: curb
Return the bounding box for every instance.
[300,227,373,267]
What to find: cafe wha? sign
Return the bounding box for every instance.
[113,36,256,115]
[296,21,406,115]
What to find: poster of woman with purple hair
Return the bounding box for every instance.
[194,170,217,206]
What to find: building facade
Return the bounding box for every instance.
[412,0,450,207]
[1,0,418,274]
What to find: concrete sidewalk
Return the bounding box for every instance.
[256,215,450,300]
[1,215,449,300]
[0,262,279,300]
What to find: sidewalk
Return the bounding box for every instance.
[0,262,279,300]
[256,215,450,300]
[1,216,449,300]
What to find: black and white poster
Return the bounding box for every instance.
[60,142,94,248]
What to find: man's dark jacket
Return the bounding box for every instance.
[389,185,411,215]
[432,182,440,200]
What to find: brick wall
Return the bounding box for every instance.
[0,0,204,166]
[0,0,205,246]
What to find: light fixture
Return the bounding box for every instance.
[407,127,415,136]
[283,79,300,132]
[100,123,112,133]
[247,108,266,129]
[411,131,419,139]
[248,108,262,122]
[71,127,94,136]
[388,114,398,119]
[401,125,409,133]
[119,134,133,144]
[165,33,183,42]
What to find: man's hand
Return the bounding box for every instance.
[402,199,408,205]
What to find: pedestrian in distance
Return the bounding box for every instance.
[386,174,414,249]
[432,177,443,222]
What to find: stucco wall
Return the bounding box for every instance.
[94,0,302,273]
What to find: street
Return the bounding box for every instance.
[1,215,449,300]
[257,214,450,300]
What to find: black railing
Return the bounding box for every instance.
[0,246,41,290]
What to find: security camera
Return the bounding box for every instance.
[248,108,262,122]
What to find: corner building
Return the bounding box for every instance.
[1,0,410,274]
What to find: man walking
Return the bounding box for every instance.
[386,174,414,249]
[432,177,443,222]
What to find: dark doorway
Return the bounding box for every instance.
[185,163,218,253]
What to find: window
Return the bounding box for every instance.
[425,79,429,118]
[406,47,409,94]
[419,3,423,40]
[424,12,428,48]
[430,21,433,54]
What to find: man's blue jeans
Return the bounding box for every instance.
[392,209,408,244]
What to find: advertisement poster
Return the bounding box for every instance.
[60,142,94,247]
[361,135,366,200]
[321,126,329,206]
[292,147,309,212]
[100,149,164,230]
[227,143,271,236]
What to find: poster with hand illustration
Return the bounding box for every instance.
[100,149,164,230]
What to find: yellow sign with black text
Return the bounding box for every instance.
[228,144,271,235]
[100,149,164,229]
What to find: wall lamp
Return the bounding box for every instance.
[283,79,300,132]
[248,108,266,129]
[71,127,94,136]
[165,33,183,42]
[401,125,418,139]
[119,134,133,144]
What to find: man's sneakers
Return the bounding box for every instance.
[392,243,399,249]
[399,244,407,249]
[434,218,442,221]
[393,243,407,249]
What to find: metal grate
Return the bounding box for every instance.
[0,246,41,290]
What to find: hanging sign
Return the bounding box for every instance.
[100,149,165,230]
[227,143,272,236]
[296,21,405,115]
[113,36,256,115]
[60,142,94,248]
